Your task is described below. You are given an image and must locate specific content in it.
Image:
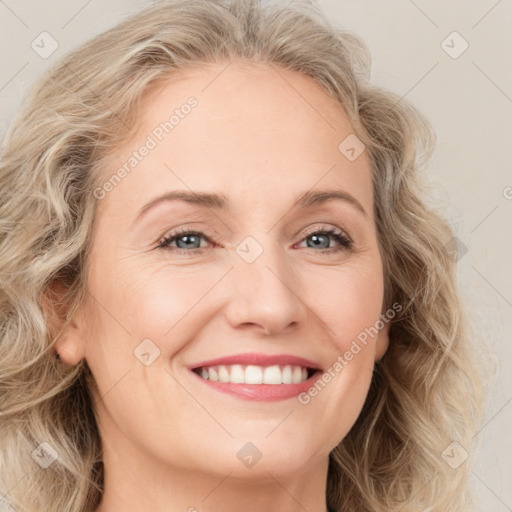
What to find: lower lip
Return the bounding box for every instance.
[190,370,322,401]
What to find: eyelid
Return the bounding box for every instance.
[299,223,352,242]
[156,224,216,246]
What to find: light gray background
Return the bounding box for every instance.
[1,1,510,510]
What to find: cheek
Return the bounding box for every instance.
[309,263,385,353]
[299,264,384,421]
[81,263,198,395]
[124,269,222,338]
[95,257,218,339]
[105,253,385,361]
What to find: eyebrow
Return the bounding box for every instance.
[133,188,368,225]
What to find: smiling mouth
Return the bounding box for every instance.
[192,364,317,385]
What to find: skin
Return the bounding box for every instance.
[52,60,389,512]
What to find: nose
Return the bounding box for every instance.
[223,246,306,336]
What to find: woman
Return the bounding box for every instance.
[0,1,491,511]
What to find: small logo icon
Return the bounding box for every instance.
[441,31,469,59]
[31,32,59,59]
[31,441,58,468]
[443,237,468,263]
[236,236,264,264]
[338,134,366,162]
[237,442,262,468]
[134,338,161,366]
[441,441,468,469]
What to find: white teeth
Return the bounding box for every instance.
[263,365,282,385]
[245,365,263,384]
[196,364,312,385]
[282,365,293,384]
[230,364,245,383]
[292,366,303,384]
[218,365,230,383]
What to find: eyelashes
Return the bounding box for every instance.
[157,228,214,255]
[157,225,353,257]
[296,227,352,253]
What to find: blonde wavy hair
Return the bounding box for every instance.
[0,0,493,511]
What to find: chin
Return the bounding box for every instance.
[193,435,329,480]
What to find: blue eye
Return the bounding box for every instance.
[158,229,211,255]
[298,227,352,253]
[157,226,353,256]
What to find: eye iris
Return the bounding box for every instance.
[176,234,201,249]
[308,233,330,249]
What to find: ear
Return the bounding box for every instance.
[375,319,390,362]
[42,280,87,366]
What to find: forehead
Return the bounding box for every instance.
[96,61,373,220]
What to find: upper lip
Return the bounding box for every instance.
[189,352,322,371]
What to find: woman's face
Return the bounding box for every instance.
[57,61,389,482]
